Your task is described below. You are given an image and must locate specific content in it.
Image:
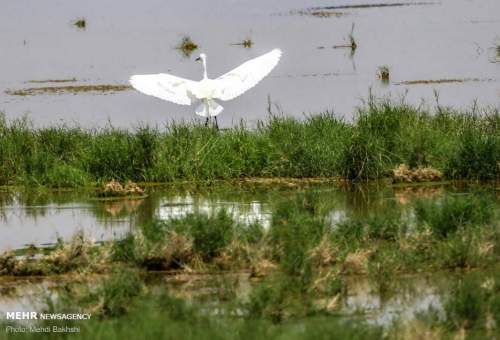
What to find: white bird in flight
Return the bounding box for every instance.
[130,48,282,128]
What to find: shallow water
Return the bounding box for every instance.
[0,0,498,128]
[0,183,498,327]
[0,271,458,326]
[0,183,496,252]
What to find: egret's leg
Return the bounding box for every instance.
[204,117,209,127]
[214,116,219,130]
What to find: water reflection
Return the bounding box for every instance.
[0,272,453,326]
[0,183,497,251]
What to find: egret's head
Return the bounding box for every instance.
[195,53,207,62]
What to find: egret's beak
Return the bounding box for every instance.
[195,57,201,61]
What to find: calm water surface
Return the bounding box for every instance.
[1,183,497,251]
[0,0,498,128]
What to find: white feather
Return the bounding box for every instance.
[213,49,282,101]
[129,49,282,117]
[129,74,197,105]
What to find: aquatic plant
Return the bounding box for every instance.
[333,23,357,53]
[392,164,442,183]
[377,65,390,83]
[414,193,493,238]
[443,272,500,330]
[99,179,145,197]
[171,210,234,261]
[177,36,198,57]
[446,130,500,180]
[232,38,253,48]
[74,18,86,29]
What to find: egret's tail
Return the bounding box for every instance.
[195,99,224,117]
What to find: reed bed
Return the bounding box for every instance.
[0,99,498,188]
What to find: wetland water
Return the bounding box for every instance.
[0,0,499,128]
[0,183,499,327]
[0,183,497,251]
[0,271,452,326]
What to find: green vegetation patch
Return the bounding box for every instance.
[0,99,498,188]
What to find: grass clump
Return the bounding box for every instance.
[333,23,357,54]
[377,65,390,83]
[441,272,500,334]
[177,36,198,57]
[232,39,253,48]
[446,130,500,180]
[171,210,234,261]
[414,193,493,238]
[74,17,86,29]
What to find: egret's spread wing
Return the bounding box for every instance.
[213,49,282,101]
[129,73,198,105]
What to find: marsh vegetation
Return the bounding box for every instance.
[177,36,199,57]
[73,18,86,30]
[232,39,254,48]
[0,99,497,188]
[333,23,357,53]
[377,66,390,84]
[1,189,499,338]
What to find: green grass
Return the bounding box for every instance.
[1,191,498,278]
[0,100,498,187]
[0,273,384,340]
[414,193,494,238]
[3,262,500,339]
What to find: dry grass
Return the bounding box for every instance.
[45,232,96,272]
[307,236,337,267]
[162,231,194,270]
[100,180,145,197]
[342,249,371,274]
[393,164,443,183]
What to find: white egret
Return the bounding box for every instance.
[129,49,282,128]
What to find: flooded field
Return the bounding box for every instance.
[0,0,498,128]
[0,270,454,326]
[1,182,499,338]
[1,1,499,338]
[2,182,496,252]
